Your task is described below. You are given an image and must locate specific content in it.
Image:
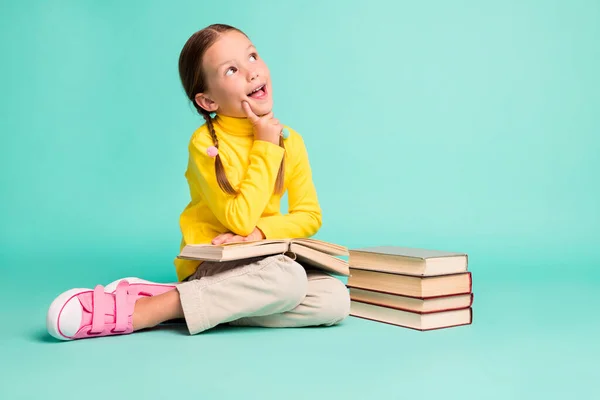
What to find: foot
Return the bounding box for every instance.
[46,279,173,341]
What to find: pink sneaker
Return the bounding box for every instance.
[46,279,174,341]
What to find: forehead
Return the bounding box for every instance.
[203,30,254,72]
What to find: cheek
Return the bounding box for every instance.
[224,80,246,100]
[211,82,240,105]
[259,61,270,76]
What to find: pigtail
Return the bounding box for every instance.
[201,111,238,195]
[274,136,285,195]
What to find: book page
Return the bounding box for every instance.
[293,238,348,256]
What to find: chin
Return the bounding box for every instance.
[249,101,273,117]
[258,104,273,116]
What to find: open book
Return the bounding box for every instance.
[177,238,349,276]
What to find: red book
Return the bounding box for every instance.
[349,287,474,314]
[351,300,473,331]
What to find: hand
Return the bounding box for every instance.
[242,101,282,145]
[211,227,265,245]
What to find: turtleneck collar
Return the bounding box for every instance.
[213,113,254,136]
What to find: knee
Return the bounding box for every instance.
[313,277,350,326]
[265,255,308,310]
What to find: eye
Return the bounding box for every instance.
[249,53,258,62]
[225,67,237,76]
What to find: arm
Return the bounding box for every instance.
[256,131,322,239]
[189,136,285,236]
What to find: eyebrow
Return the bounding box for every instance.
[217,44,256,70]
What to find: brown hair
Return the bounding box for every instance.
[178,24,285,195]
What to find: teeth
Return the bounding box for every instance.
[250,85,264,94]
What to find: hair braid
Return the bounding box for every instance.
[274,136,285,195]
[201,111,237,195]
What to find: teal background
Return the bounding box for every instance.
[1,0,599,399]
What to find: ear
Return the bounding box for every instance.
[194,93,219,113]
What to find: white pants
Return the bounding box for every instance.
[176,254,350,335]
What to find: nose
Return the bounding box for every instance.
[247,66,259,82]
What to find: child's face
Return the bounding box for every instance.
[196,30,273,118]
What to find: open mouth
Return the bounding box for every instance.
[247,84,267,99]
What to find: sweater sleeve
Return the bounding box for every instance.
[188,136,285,236]
[256,131,322,239]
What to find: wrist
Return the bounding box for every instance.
[254,227,266,240]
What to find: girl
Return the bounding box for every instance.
[46,24,350,340]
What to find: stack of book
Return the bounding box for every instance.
[347,246,473,331]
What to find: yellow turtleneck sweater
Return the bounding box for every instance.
[173,114,322,281]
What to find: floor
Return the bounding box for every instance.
[1,253,598,400]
